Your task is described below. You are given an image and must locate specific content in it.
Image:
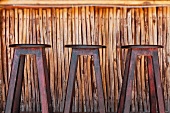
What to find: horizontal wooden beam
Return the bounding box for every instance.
[0,0,170,8]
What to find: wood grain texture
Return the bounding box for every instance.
[1,0,170,7]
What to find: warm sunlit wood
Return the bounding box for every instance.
[0,0,170,7]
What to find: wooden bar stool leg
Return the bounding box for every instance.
[36,49,53,113]
[147,56,157,113]
[12,55,25,113]
[5,50,24,113]
[118,49,131,113]
[64,49,78,113]
[93,49,105,113]
[152,51,165,113]
[121,50,137,113]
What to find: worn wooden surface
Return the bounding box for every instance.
[1,0,170,8]
[0,6,170,112]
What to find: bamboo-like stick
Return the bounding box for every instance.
[166,7,170,111]
[140,7,148,112]
[101,8,107,111]
[71,10,78,110]
[29,8,36,111]
[82,6,91,112]
[72,7,75,45]
[104,7,110,112]
[23,9,27,43]
[108,8,114,112]
[74,7,79,111]
[119,8,125,80]
[135,8,143,112]
[153,7,157,45]
[42,9,49,72]
[63,8,70,111]
[148,7,153,45]
[67,8,72,63]
[26,9,29,44]
[144,8,149,44]
[0,9,3,111]
[131,9,136,111]
[52,8,59,111]
[32,10,36,44]
[14,8,18,44]
[122,8,128,84]
[93,7,100,112]
[20,13,25,111]
[42,9,47,44]
[123,8,128,45]
[90,6,95,111]
[162,7,168,110]
[25,8,32,111]
[80,7,87,112]
[2,9,8,108]
[135,8,140,45]
[63,8,68,87]
[86,6,91,45]
[35,10,41,111]
[127,9,135,111]
[6,10,10,82]
[39,8,43,44]
[74,79,78,112]
[70,19,78,110]
[76,7,82,112]
[86,6,94,111]
[99,11,104,111]
[22,8,29,111]
[86,6,94,112]
[41,9,47,109]
[116,8,122,98]
[9,9,14,60]
[56,8,61,111]
[47,8,55,112]
[91,58,97,112]
[59,8,66,111]
[18,9,23,44]
[90,6,95,45]
[8,10,15,110]
[32,9,40,111]
[134,70,138,112]
[35,10,40,44]
[82,7,86,45]
[98,9,103,80]
[113,7,118,112]
[94,7,99,45]
[158,8,165,109]
[120,8,124,46]
[51,8,57,111]
[67,7,74,110]
[140,8,145,45]
[157,7,163,95]
[131,8,135,44]
[127,9,132,45]
[144,8,150,110]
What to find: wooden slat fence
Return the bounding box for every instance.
[0,6,170,112]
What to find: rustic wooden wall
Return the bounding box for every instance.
[0,6,170,112]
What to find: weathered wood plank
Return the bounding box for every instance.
[1,0,170,7]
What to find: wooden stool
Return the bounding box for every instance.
[64,45,106,113]
[5,44,53,113]
[118,45,165,113]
